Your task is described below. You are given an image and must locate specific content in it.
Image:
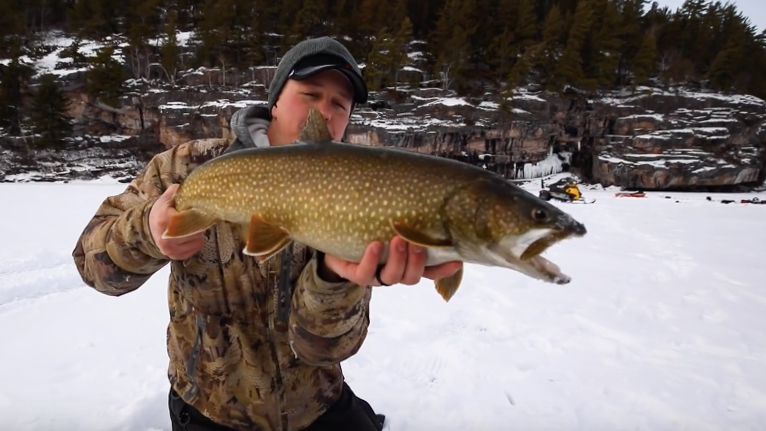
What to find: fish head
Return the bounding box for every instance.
[447,178,587,284]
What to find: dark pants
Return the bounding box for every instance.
[169,383,383,431]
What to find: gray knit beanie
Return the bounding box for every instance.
[268,37,368,110]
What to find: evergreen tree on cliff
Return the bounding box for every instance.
[632,31,657,85]
[551,0,594,91]
[431,0,476,92]
[585,0,622,87]
[30,74,72,151]
[85,46,127,107]
[0,50,33,135]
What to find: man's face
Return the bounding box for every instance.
[270,69,354,145]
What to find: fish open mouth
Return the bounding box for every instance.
[516,230,572,284]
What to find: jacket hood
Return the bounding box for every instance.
[225,105,272,154]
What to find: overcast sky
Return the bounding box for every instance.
[655,0,764,33]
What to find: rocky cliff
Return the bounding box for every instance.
[1,65,765,191]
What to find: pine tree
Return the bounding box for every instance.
[489,0,520,80]
[708,37,742,91]
[125,0,162,79]
[160,9,180,84]
[242,9,264,66]
[585,0,622,87]
[195,0,236,67]
[513,0,538,54]
[357,0,392,55]
[0,0,26,56]
[633,31,657,85]
[292,0,328,40]
[616,0,646,86]
[431,0,475,91]
[389,0,409,33]
[367,23,415,92]
[253,0,280,34]
[513,4,564,88]
[391,16,413,89]
[224,0,263,68]
[0,51,33,135]
[366,28,393,91]
[85,46,127,107]
[551,0,594,91]
[67,0,120,39]
[59,37,89,69]
[30,74,72,150]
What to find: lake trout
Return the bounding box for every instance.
[163,107,587,301]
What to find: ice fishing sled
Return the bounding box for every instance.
[615,191,646,198]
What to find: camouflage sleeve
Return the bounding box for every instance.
[289,255,371,366]
[72,152,174,296]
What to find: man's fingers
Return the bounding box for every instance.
[355,241,383,282]
[162,184,180,202]
[401,242,427,285]
[378,237,406,285]
[164,237,205,260]
[155,185,180,216]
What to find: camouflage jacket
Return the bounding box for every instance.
[72,137,372,431]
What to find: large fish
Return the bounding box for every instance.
[164,107,587,301]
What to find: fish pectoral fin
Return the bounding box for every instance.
[254,243,293,264]
[243,214,292,257]
[392,222,453,248]
[435,265,464,302]
[163,209,217,239]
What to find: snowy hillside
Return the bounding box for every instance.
[1,180,765,430]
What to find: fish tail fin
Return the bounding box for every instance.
[163,209,217,239]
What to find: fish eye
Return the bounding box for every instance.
[531,208,548,222]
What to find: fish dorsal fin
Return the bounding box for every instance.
[298,106,333,143]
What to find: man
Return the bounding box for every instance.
[72,37,462,431]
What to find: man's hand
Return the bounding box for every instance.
[148,184,205,260]
[320,236,463,286]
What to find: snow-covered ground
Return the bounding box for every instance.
[1,180,765,430]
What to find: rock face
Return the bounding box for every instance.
[591,90,766,190]
[1,65,764,190]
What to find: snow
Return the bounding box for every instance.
[27,31,124,77]
[508,92,547,102]
[1,180,766,429]
[0,29,200,78]
[158,100,266,111]
[98,135,132,143]
[600,88,766,108]
[620,114,665,121]
[478,101,500,110]
[419,97,471,108]
[598,154,704,167]
[3,181,766,429]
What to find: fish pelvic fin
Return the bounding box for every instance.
[298,106,333,143]
[435,265,464,302]
[163,209,217,239]
[392,222,453,248]
[243,214,292,259]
